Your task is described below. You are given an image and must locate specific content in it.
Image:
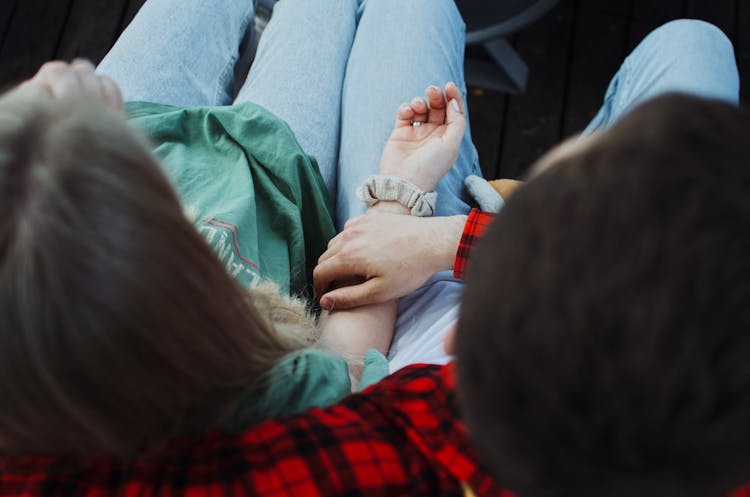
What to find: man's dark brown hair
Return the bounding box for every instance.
[0,93,301,457]
[457,94,750,497]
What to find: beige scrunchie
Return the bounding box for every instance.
[357,175,437,217]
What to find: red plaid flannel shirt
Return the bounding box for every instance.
[0,364,509,497]
[454,209,495,279]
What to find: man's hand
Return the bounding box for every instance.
[314,212,466,310]
[379,83,466,192]
[19,59,124,112]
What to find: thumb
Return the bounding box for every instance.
[319,279,383,311]
[445,97,467,147]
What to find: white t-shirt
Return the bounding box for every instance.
[388,270,463,372]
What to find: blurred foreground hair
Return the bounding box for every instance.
[458,94,750,497]
[0,92,311,457]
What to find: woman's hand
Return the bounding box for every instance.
[19,60,124,112]
[378,82,466,192]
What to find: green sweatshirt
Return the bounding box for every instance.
[126,102,389,429]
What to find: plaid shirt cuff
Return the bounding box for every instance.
[454,209,495,279]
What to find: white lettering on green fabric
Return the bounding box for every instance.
[197,223,260,285]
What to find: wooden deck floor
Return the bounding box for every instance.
[0,0,747,179]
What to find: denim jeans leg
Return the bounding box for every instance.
[234,0,360,200]
[97,0,254,107]
[336,0,480,229]
[583,19,740,135]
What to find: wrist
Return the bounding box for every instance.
[429,215,467,271]
[368,200,411,215]
[379,173,434,194]
[358,175,436,217]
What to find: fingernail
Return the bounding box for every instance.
[451,99,460,113]
[428,85,440,92]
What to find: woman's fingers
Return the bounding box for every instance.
[425,85,447,125]
[98,75,124,111]
[72,59,102,100]
[38,61,81,99]
[410,97,428,124]
[23,60,125,113]
[395,103,415,128]
[444,82,467,146]
[445,82,465,113]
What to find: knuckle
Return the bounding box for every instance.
[338,246,358,261]
[71,60,95,74]
[40,61,68,75]
[72,58,94,68]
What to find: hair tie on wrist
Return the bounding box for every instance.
[356,175,437,217]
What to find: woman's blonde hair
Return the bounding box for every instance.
[0,91,314,457]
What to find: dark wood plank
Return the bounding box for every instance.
[562,6,629,136]
[685,0,736,39]
[627,0,683,50]
[56,0,128,63]
[468,87,507,179]
[499,0,576,178]
[737,1,750,102]
[579,0,631,17]
[0,0,74,87]
[631,0,684,22]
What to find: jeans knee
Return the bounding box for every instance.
[655,19,734,63]
[636,19,739,96]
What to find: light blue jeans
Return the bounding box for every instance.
[98,0,480,230]
[583,19,739,134]
[99,6,739,367]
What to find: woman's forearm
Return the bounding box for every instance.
[318,201,408,388]
[318,300,397,388]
